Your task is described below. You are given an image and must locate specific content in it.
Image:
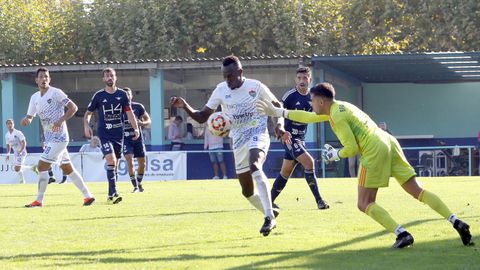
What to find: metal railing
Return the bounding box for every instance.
[183,145,478,178]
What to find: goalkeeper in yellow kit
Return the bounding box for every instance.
[257,82,474,248]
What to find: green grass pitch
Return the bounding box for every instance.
[0,177,479,269]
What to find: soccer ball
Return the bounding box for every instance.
[207,112,231,137]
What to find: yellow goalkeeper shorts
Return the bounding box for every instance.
[358,133,416,188]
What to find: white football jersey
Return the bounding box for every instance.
[206,78,279,149]
[5,129,26,154]
[27,86,70,143]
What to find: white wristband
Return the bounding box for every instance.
[274,107,287,118]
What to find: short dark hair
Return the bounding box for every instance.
[310,83,335,99]
[175,116,183,122]
[222,55,241,67]
[36,67,49,77]
[102,67,115,76]
[296,67,310,75]
[5,118,13,124]
[123,87,132,92]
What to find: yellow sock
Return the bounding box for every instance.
[418,190,452,219]
[365,203,399,233]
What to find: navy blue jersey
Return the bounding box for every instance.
[282,88,311,141]
[123,102,146,142]
[87,88,131,140]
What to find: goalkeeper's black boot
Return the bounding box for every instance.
[259,216,277,237]
[454,219,474,246]
[392,231,414,248]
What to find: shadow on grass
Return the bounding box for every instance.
[2,216,478,269]
[3,235,478,269]
[64,208,254,221]
[0,235,263,267]
[225,217,480,270]
[0,203,78,209]
[234,238,480,270]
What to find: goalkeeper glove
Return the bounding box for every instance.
[256,100,287,118]
[322,144,340,163]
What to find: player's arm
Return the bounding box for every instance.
[257,83,291,143]
[22,95,36,126]
[83,111,94,139]
[256,102,329,123]
[19,139,26,153]
[84,93,99,139]
[274,102,293,144]
[138,111,151,127]
[5,143,11,160]
[125,110,140,139]
[287,110,329,124]
[53,101,78,132]
[171,97,214,124]
[21,116,33,126]
[332,119,359,158]
[122,95,140,139]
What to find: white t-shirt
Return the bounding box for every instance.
[79,144,101,153]
[206,78,279,149]
[27,86,70,143]
[5,129,26,154]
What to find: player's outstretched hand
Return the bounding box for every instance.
[322,144,340,163]
[170,96,186,108]
[256,100,285,118]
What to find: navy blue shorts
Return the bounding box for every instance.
[99,137,123,159]
[283,139,307,161]
[123,139,146,158]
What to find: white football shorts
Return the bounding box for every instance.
[13,151,27,167]
[40,142,71,165]
[233,133,270,174]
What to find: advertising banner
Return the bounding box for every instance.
[0,151,186,184]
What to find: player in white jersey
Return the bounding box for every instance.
[4,119,37,183]
[171,55,282,236]
[21,67,95,208]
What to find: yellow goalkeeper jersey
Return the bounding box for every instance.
[287,100,381,159]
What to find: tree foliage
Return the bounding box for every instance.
[0,0,479,64]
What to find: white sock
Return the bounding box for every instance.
[448,214,458,225]
[36,171,49,203]
[68,169,93,198]
[394,225,406,236]
[247,192,264,213]
[17,171,25,183]
[251,170,274,219]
